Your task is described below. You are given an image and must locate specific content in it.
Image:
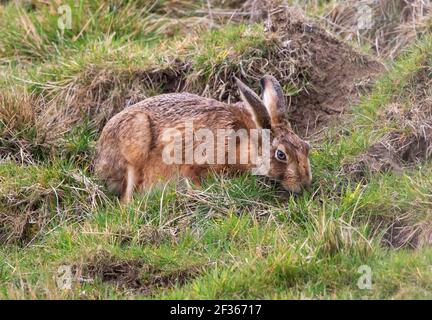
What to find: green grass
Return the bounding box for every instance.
[0,0,431,300]
[0,0,176,63]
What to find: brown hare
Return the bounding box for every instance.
[95,75,312,203]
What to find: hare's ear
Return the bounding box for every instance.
[260,75,287,125]
[234,76,271,129]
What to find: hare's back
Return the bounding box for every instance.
[98,92,237,148]
[130,93,231,122]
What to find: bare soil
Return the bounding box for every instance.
[268,7,383,137]
[78,253,202,295]
[345,68,432,180]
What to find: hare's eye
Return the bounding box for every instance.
[275,149,287,162]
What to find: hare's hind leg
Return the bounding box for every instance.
[119,113,152,204]
[121,165,138,204]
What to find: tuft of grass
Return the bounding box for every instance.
[0,161,107,245]
[321,0,432,59]
[0,0,177,63]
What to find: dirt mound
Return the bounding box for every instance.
[265,6,383,137]
[187,3,383,137]
[345,69,432,180]
[184,0,383,136]
[199,1,384,136]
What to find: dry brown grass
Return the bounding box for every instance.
[323,0,432,59]
[0,87,48,163]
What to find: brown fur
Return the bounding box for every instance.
[95,76,312,203]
